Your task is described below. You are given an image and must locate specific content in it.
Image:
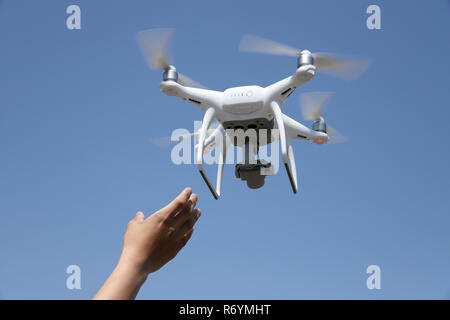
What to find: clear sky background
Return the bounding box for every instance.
[0,0,449,299]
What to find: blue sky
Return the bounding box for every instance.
[0,0,449,299]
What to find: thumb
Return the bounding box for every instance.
[135,211,145,222]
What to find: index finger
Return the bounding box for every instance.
[154,187,193,220]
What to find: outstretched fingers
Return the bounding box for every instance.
[172,193,198,228]
[150,187,201,251]
[154,187,192,221]
[178,208,201,237]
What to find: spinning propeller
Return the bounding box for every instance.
[151,122,221,148]
[300,92,347,143]
[137,28,206,88]
[239,34,371,81]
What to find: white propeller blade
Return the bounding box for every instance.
[300,92,333,120]
[151,123,220,148]
[137,28,174,70]
[239,34,300,57]
[151,132,196,148]
[137,28,207,89]
[313,53,371,81]
[239,34,371,80]
[327,125,348,144]
[299,92,347,144]
[178,73,207,89]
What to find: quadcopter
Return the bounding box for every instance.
[137,29,371,199]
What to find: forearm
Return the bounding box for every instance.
[93,258,147,300]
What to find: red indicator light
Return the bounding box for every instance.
[316,138,324,144]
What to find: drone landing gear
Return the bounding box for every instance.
[197,107,227,200]
[271,101,298,194]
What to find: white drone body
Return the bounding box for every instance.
[138,29,370,199]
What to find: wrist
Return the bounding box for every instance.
[115,256,148,287]
[93,256,148,300]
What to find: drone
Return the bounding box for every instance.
[137,29,371,199]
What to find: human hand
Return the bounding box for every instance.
[93,187,201,300]
[119,187,201,277]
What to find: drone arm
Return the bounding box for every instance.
[271,101,298,193]
[265,64,316,103]
[282,114,328,142]
[159,81,222,112]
